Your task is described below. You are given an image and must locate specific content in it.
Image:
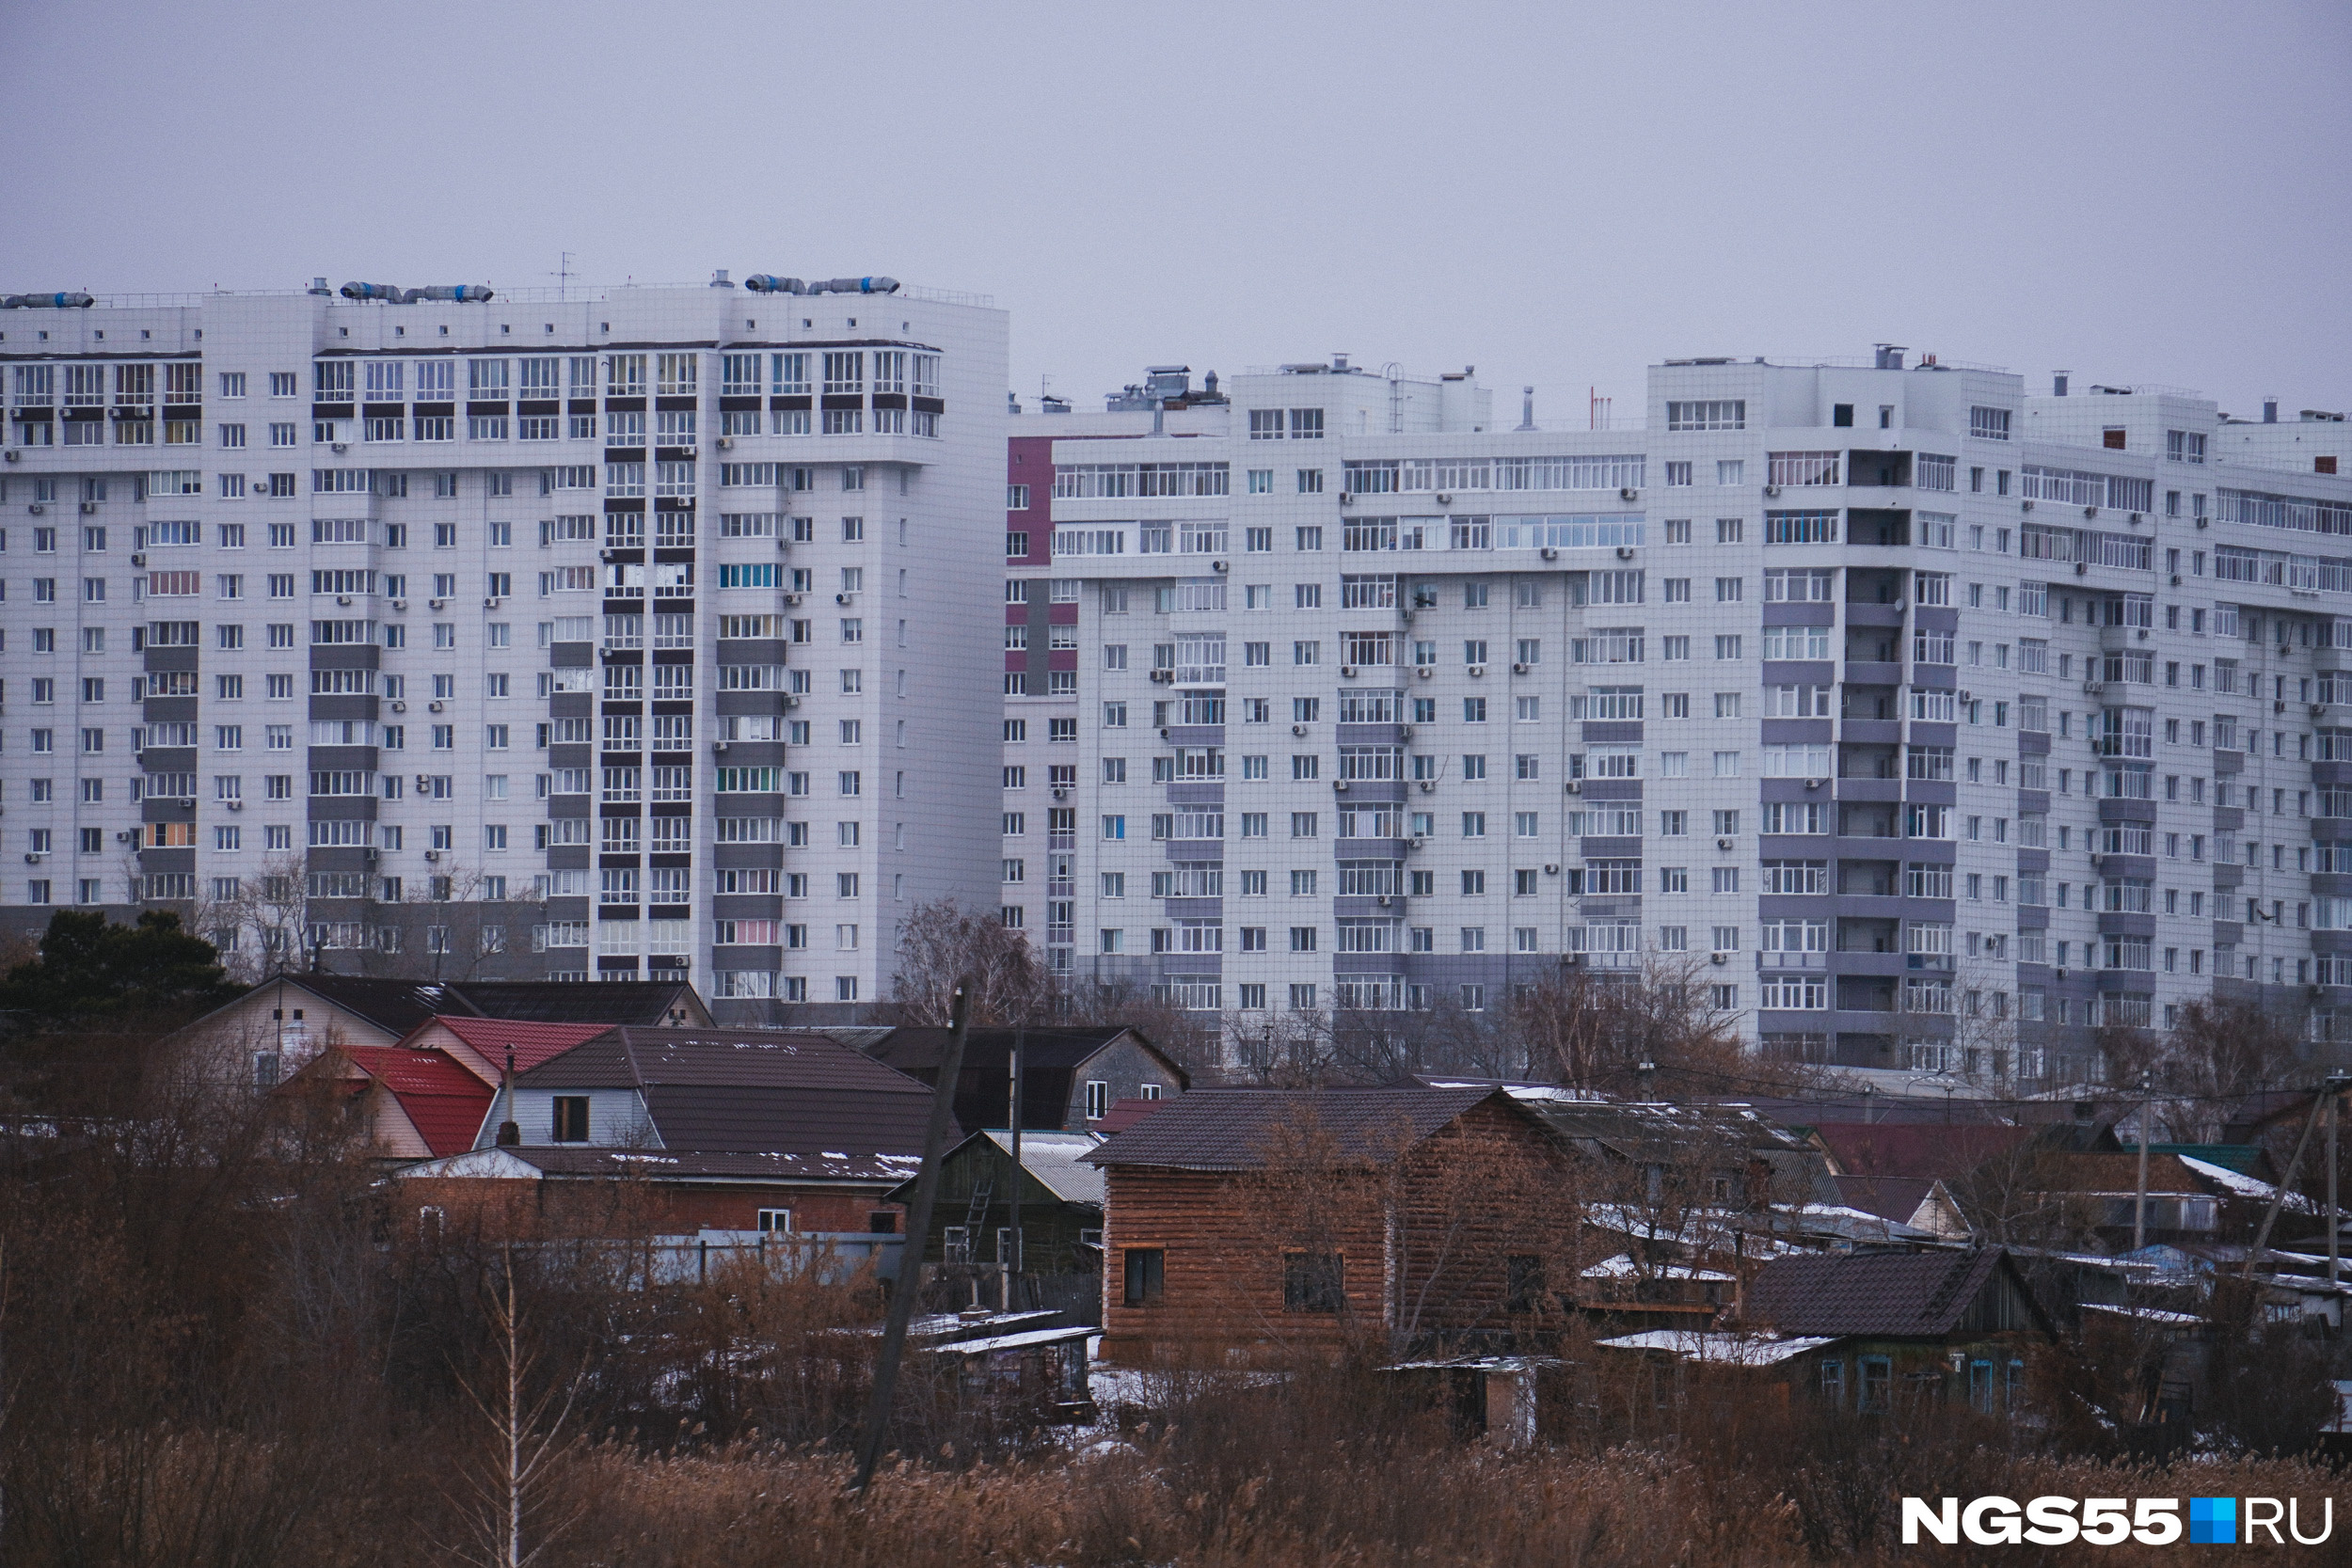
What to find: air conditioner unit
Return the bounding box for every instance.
[1468,664,1486,677]
[1564,780,1581,794]
[1762,484,1781,498]
[423,849,440,863]
[1614,545,1635,560]
[1338,491,1353,505]
[1052,787,1069,800]
[2128,512,2142,526]
[1709,952,1728,966]
[1157,726,1170,739]
[2074,562,2088,576]
[1377,895,1392,907]
[2021,499,2034,512]
[713,740,730,753]
[1717,837,1734,850]
[1408,837,1426,851]
[416,774,432,787]
[2275,700,2287,713]
[26,503,42,515]
[130,553,146,566]
[115,831,135,843]
[390,599,406,610]
[1436,493,1453,505]
[429,598,445,610]
[485,596,501,609]
[1540,546,1558,561]
[1333,780,1349,792]
[1400,609,1413,624]
[1544,863,1560,875]
[1418,780,1435,792]
[331,442,347,453]
[337,594,352,606]
[2137,627,2148,641]
[834,593,852,605]
[1398,724,1414,739]
[1512,662,1530,674]
[1339,664,1357,678]
[1,451,14,462]
[1292,723,1308,736]
[782,694,801,709]
[1804,777,1824,790]
[1619,486,1638,501]
[716,436,733,450]
[784,593,803,605]
[428,701,444,712]
[2084,505,2099,518]
[79,500,97,515]
[389,700,405,712]
[2082,680,2100,693]
[1417,666,1434,680]
[1959,689,1972,703]
[227,800,243,812]
[2195,516,2208,530]
[2169,574,2182,586]
[1211,559,1229,573]
[23,853,40,864]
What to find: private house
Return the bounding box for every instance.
[886,1129,1105,1275]
[162,974,707,1093]
[1738,1248,2058,1416]
[393,1016,621,1088]
[393,1026,931,1236]
[1831,1176,1972,1241]
[275,1045,494,1160]
[1086,1085,1575,1366]
[857,1026,1187,1132]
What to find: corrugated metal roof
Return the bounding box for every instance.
[1597,1331,1841,1366]
[395,1145,929,1184]
[978,1131,1106,1205]
[422,1017,614,1076]
[1083,1085,1504,1171]
[336,1047,494,1157]
[521,1026,929,1092]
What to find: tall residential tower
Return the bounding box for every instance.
[0,275,1006,1022]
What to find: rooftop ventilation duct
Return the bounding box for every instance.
[3,293,95,309]
[743,276,807,294]
[338,282,493,303]
[805,277,900,295]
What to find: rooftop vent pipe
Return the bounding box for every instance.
[3,293,95,309]
[806,277,900,295]
[2264,398,2280,423]
[710,268,735,288]
[1518,386,1536,432]
[743,275,806,294]
[1873,343,1906,370]
[2053,372,2070,397]
[337,282,493,303]
[309,277,332,295]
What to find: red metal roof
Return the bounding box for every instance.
[1093,1096,1168,1135]
[420,1016,615,1078]
[339,1047,495,1157]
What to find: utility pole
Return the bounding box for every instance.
[2246,1083,2333,1275]
[849,981,973,1496]
[2133,1069,2153,1254]
[1007,1025,1024,1312]
[2329,1075,2345,1287]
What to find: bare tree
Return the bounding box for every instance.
[441,1246,584,1568]
[890,898,1051,1025]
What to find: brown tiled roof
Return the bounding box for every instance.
[1811,1122,2037,1181]
[515,1026,934,1163]
[1831,1175,1939,1226]
[1743,1248,2041,1338]
[1083,1085,1506,1171]
[865,1026,1189,1132]
[284,975,703,1032]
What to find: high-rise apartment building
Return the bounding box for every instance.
[0,275,1006,1015]
[1000,351,2352,1083]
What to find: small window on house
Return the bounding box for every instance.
[251,1050,280,1090]
[1283,1251,1344,1313]
[2102,428,2126,451]
[1085,1079,1110,1120]
[945,1225,973,1263]
[1504,1254,1545,1314]
[1819,1359,1844,1406]
[550,1095,590,1142]
[419,1205,445,1246]
[1832,404,1854,427]
[1122,1246,1166,1307]
[1138,1082,1164,1101]
[757,1208,793,1233]
[867,1211,899,1234]
[1858,1355,1891,1413]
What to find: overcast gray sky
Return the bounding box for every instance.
[6,1,2346,420]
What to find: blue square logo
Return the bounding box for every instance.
[2190,1497,2237,1545]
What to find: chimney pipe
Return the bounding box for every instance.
[496,1049,521,1146]
[1518,386,1536,432]
[2053,372,2069,398]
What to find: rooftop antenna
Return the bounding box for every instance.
[549,251,577,302]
